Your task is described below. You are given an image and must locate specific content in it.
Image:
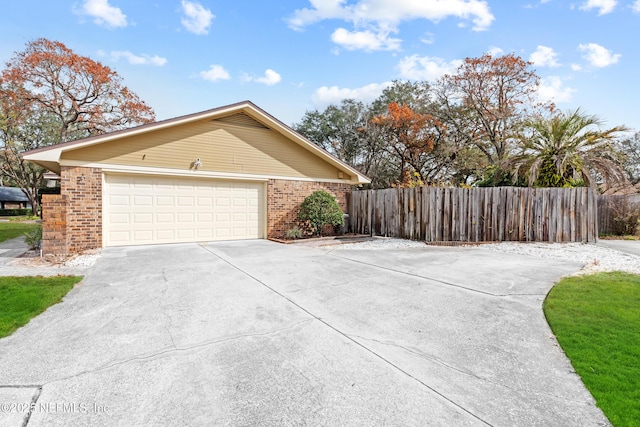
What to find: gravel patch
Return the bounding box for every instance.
[63,253,101,268]
[479,242,640,275]
[10,251,101,269]
[336,238,640,275]
[337,238,428,250]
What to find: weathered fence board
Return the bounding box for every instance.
[349,187,599,243]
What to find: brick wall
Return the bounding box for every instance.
[42,166,103,255]
[60,166,103,252]
[267,179,351,238]
[41,171,350,253]
[41,194,68,255]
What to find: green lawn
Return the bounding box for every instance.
[544,272,640,427]
[0,276,83,338]
[0,221,40,244]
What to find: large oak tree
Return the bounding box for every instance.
[0,38,155,213]
[435,53,548,166]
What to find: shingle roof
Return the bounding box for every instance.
[0,186,29,202]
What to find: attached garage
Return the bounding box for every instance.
[103,174,264,247]
[22,101,370,255]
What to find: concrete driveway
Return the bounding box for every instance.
[0,240,609,426]
[598,239,640,257]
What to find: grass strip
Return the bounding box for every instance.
[0,222,40,244]
[544,272,640,426]
[0,276,83,338]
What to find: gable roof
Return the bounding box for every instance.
[0,186,29,202]
[22,101,370,184]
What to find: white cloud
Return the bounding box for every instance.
[579,0,617,15]
[247,69,282,86]
[331,28,401,51]
[537,76,576,103]
[110,51,167,66]
[312,82,392,107]
[632,0,640,12]
[420,32,435,45]
[200,65,230,81]
[529,45,560,67]
[397,55,462,80]
[77,0,127,28]
[578,43,621,67]
[289,0,494,51]
[487,46,504,57]
[181,0,214,35]
[571,63,583,71]
[289,0,494,32]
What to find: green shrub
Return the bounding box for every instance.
[0,209,31,217]
[297,190,344,236]
[24,226,42,250]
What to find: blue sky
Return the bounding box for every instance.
[1,0,639,133]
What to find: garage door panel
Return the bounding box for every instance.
[156,230,175,240]
[108,231,131,243]
[109,195,130,206]
[177,229,195,239]
[233,228,248,237]
[177,213,195,223]
[133,213,153,224]
[104,174,263,247]
[133,230,153,241]
[177,196,194,206]
[156,213,175,223]
[197,197,214,207]
[156,196,174,206]
[133,195,153,206]
[197,228,213,238]
[109,213,130,224]
[197,213,213,222]
[132,180,152,189]
[215,229,230,238]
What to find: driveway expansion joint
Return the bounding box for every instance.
[348,335,480,378]
[0,384,42,427]
[202,244,494,427]
[329,253,511,297]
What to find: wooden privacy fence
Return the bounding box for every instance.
[348,186,599,243]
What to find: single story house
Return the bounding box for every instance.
[0,186,31,210]
[23,101,370,255]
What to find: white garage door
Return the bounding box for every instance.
[104,174,264,247]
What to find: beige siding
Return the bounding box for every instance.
[62,119,349,180]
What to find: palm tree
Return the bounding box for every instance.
[507,109,629,188]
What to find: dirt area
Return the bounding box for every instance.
[12,249,101,268]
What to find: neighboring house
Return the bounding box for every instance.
[23,101,370,255]
[0,186,32,210]
[43,172,61,188]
